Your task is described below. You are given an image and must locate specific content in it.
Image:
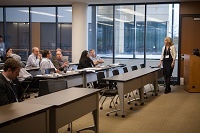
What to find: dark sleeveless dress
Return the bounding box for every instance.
[163,46,173,76]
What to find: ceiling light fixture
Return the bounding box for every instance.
[19,10,64,17]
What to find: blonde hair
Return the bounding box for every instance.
[165,37,174,46]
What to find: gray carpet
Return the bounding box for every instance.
[59,85,200,133]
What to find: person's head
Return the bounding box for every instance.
[56,48,62,52]
[3,58,21,80]
[56,50,63,60]
[42,50,52,59]
[32,47,40,56]
[89,49,96,58]
[6,48,13,56]
[80,50,89,60]
[164,37,174,46]
[0,35,3,42]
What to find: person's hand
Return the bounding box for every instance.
[94,60,99,65]
[98,59,104,63]
[62,61,68,67]
[56,69,60,73]
[7,51,12,57]
[38,53,42,60]
[171,62,175,68]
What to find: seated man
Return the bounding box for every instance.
[40,50,57,74]
[89,49,104,67]
[26,47,42,67]
[53,50,69,71]
[0,58,21,106]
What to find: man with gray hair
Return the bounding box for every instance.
[26,47,42,67]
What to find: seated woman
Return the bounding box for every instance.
[3,48,21,62]
[78,50,94,69]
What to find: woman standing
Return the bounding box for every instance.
[158,37,176,94]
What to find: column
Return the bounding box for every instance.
[72,2,88,63]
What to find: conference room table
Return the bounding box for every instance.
[34,64,122,88]
[25,87,100,133]
[104,67,163,117]
[0,102,51,133]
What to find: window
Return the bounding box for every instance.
[89,4,179,77]
[31,7,56,51]
[146,4,179,77]
[5,7,29,60]
[0,8,3,36]
[58,7,72,61]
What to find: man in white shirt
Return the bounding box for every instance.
[26,47,42,67]
[89,49,104,66]
[40,50,57,74]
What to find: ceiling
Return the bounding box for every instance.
[0,0,200,6]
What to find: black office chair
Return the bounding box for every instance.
[139,63,153,98]
[20,69,42,100]
[112,69,119,76]
[44,68,56,74]
[140,63,145,68]
[123,67,128,73]
[122,67,138,108]
[131,65,138,71]
[131,65,139,95]
[39,79,68,96]
[97,71,120,116]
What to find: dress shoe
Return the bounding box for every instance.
[164,89,168,94]
[168,87,171,93]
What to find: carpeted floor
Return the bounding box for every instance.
[59,85,200,133]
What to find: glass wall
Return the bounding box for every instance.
[58,7,72,61]
[145,4,179,77]
[89,3,179,77]
[5,7,29,60]
[0,8,3,36]
[31,7,56,51]
[96,6,114,65]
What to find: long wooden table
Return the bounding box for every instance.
[104,67,163,117]
[25,87,100,133]
[0,103,51,133]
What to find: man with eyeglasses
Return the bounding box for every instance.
[40,50,57,74]
[26,47,42,67]
[53,50,69,72]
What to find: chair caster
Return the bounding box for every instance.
[135,103,137,106]
[158,90,159,92]
[155,94,158,96]
[115,113,118,116]
[124,95,127,98]
[67,127,71,131]
[127,102,130,105]
[122,115,125,118]
[130,107,133,110]
[129,95,131,97]
[115,102,118,104]
[141,103,144,106]
[109,106,112,108]
[100,107,103,110]
[152,94,154,96]
[106,114,109,116]
[144,93,146,95]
